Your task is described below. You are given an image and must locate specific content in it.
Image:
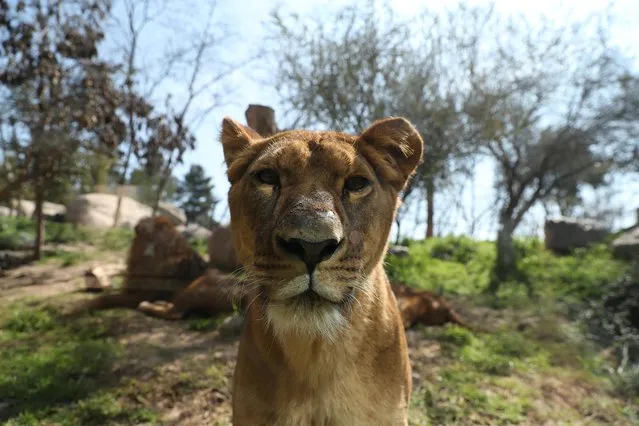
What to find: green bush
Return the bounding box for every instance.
[45,222,91,244]
[387,236,628,299]
[386,238,494,295]
[430,236,479,264]
[0,216,133,252]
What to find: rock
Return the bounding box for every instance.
[157,202,187,225]
[8,199,35,217]
[177,223,212,240]
[208,224,240,271]
[8,200,65,219]
[388,245,410,257]
[544,217,609,253]
[66,193,153,229]
[612,226,639,260]
[84,267,111,292]
[0,206,11,217]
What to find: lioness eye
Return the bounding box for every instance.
[344,176,370,193]
[255,169,280,186]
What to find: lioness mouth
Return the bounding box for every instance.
[291,287,354,308]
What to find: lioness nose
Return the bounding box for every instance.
[277,237,340,272]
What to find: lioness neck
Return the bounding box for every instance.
[247,265,396,384]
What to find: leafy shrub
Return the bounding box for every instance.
[388,235,628,299]
[386,238,494,295]
[578,264,639,395]
[430,236,478,264]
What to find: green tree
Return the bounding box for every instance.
[0,0,126,259]
[269,3,477,239]
[176,165,217,227]
[128,166,178,206]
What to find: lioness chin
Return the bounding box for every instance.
[221,116,423,426]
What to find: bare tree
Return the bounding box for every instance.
[147,0,252,214]
[269,3,482,239]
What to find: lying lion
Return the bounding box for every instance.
[391,282,467,329]
[219,116,423,425]
[86,216,244,319]
[86,215,468,333]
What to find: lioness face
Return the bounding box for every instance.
[221,117,423,339]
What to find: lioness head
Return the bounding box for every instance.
[220,117,423,339]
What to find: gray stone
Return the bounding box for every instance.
[177,223,213,240]
[157,202,187,225]
[388,245,410,257]
[66,193,153,229]
[612,226,639,260]
[544,217,609,253]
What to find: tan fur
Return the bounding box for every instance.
[86,216,241,319]
[391,282,467,329]
[220,117,424,425]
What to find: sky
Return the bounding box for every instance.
[107,0,639,239]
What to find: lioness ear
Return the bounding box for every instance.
[357,117,424,191]
[220,117,260,166]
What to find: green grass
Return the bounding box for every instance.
[0,215,133,255]
[0,303,158,424]
[189,237,209,258]
[186,316,225,331]
[409,320,637,425]
[387,236,629,300]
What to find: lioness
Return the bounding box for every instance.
[220,116,423,425]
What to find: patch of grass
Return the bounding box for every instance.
[69,392,158,425]
[430,236,479,264]
[205,365,228,389]
[0,304,119,422]
[387,237,628,301]
[412,368,531,425]
[186,316,224,331]
[387,238,494,295]
[0,216,134,254]
[435,324,475,347]
[3,305,56,333]
[96,227,134,252]
[189,237,208,257]
[37,248,93,266]
[45,222,91,245]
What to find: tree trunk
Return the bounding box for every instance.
[395,215,402,245]
[33,183,45,261]
[113,144,134,228]
[245,105,279,137]
[152,156,175,216]
[95,153,112,188]
[488,219,516,294]
[425,177,435,239]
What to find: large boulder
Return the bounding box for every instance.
[157,202,187,225]
[8,200,65,219]
[0,206,11,217]
[176,223,213,240]
[208,224,240,272]
[66,193,152,229]
[544,217,609,253]
[612,226,639,260]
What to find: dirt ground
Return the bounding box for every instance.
[1,249,637,426]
